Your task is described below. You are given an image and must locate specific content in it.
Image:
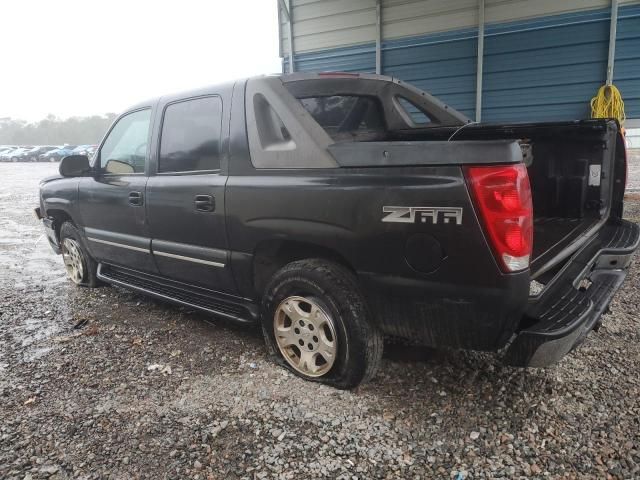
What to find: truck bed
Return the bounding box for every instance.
[334,120,623,280]
[532,216,599,263]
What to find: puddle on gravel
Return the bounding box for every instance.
[1,163,71,364]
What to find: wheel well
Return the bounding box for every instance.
[253,240,355,297]
[47,209,74,241]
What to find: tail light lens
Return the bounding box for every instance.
[464,164,533,272]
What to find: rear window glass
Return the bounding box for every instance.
[159,96,222,173]
[298,95,385,140]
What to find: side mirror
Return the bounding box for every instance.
[59,155,91,177]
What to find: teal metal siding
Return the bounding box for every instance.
[482,6,640,122]
[286,4,640,122]
[382,29,479,119]
[614,6,640,120]
[284,43,376,74]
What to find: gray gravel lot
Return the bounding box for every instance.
[628,150,640,192]
[0,163,639,479]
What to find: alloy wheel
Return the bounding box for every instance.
[273,296,338,377]
[62,238,85,284]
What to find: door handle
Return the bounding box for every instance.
[194,194,215,212]
[129,191,143,206]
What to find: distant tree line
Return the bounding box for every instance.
[0,114,118,146]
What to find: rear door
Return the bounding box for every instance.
[79,108,157,273]
[146,95,236,293]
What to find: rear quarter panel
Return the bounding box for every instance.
[226,165,530,350]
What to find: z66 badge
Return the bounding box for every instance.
[382,206,463,225]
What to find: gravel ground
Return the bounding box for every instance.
[628,150,640,192]
[0,163,639,479]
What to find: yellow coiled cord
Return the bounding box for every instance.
[590,84,626,126]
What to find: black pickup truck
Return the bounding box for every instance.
[36,73,638,388]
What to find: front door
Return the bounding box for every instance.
[79,107,157,273]
[146,95,236,293]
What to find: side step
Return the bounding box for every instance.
[504,220,639,367]
[97,264,258,324]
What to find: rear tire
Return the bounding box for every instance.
[59,222,100,288]
[261,259,383,389]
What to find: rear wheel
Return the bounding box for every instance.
[59,222,100,287]
[261,259,383,389]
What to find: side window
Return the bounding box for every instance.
[99,109,151,174]
[159,96,222,173]
[253,93,294,150]
[396,96,432,126]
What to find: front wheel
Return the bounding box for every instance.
[59,222,100,287]
[261,259,383,389]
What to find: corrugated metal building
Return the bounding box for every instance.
[278,0,640,124]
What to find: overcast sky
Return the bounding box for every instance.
[0,0,282,121]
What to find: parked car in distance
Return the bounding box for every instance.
[0,147,16,161]
[0,146,17,158]
[39,145,77,162]
[36,73,639,389]
[1,146,32,162]
[71,145,95,157]
[84,145,98,159]
[18,146,57,162]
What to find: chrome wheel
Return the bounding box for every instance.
[62,238,84,284]
[274,296,338,377]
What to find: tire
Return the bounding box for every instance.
[59,222,100,288]
[261,259,383,389]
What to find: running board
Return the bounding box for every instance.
[97,264,258,324]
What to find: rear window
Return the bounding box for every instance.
[298,95,385,141]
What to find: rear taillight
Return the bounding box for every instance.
[464,164,533,273]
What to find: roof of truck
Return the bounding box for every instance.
[121,73,400,113]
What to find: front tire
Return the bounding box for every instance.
[261,259,383,389]
[59,222,100,287]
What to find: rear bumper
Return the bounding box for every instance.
[504,220,639,367]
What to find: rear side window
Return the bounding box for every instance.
[253,93,294,150]
[159,96,222,173]
[298,95,385,140]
